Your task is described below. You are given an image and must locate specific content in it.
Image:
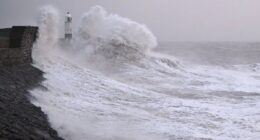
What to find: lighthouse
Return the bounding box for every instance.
[65,12,72,39]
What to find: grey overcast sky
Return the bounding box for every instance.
[1,0,260,42]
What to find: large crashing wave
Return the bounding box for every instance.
[30,5,260,140]
[33,5,159,71]
[74,6,157,63]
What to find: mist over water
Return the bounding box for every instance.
[30,5,260,140]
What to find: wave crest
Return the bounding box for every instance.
[75,6,157,62]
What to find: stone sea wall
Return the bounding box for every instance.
[0,65,64,140]
[0,27,64,140]
[0,26,38,66]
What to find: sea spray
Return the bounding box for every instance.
[74,6,157,64]
[30,5,165,140]
[32,5,60,68]
[30,5,260,140]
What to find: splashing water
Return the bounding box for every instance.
[76,6,157,58]
[30,5,260,140]
[32,5,60,68]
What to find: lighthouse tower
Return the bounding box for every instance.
[65,12,72,39]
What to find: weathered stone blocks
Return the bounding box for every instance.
[0,26,38,66]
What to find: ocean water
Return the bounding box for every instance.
[30,6,260,140]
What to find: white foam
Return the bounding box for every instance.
[74,6,157,64]
[32,5,60,69]
[30,5,260,140]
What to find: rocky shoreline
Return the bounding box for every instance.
[0,64,63,140]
